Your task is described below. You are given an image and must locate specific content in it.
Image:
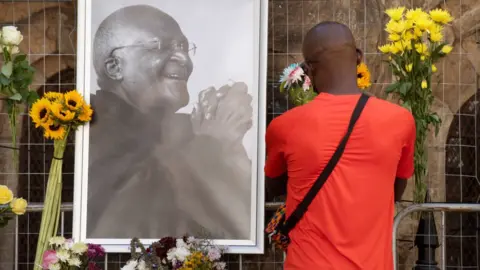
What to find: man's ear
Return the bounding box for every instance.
[356,48,364,65]
[104,57,123,81]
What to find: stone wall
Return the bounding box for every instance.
[0,0,478,269]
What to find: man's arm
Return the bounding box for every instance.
[266,173,288,201]
[394,177,407,202]
[394,112,416,202]
[265,119,288,200]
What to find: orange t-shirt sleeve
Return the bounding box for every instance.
[264,119,287,178]
[396,112,416,179]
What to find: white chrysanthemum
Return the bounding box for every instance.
[214,262,227,270]
[55,249,70,262]
[289,66,304,85]
[167,246,191,262]
[137,260,147,270]
[49,236,66,246]
[302,76,312,92]
[68,256,81,267]
[71,242,88,254]
[49,263,61,270]
[121,260,138,270]
[279,63,299,83]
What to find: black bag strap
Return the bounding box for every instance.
[278,93,370,235]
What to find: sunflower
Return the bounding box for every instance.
[29,98,53,128]
[44,92,64,102]
[357,63,371,89]
[44,123,66,140]
[51,103,75,122]
[78,103,93,122]
[64,90,84,111]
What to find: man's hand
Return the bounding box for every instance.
[191,82,253,147]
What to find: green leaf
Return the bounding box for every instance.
[385,82,400,94]
[399,82,412,95]
[401,101,412,111]
[13,54,27,63]
[1,62,13,78]
[27,91,39,105]
[0,74,10,86]
[8,93,22,101]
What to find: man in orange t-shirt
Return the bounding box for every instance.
[265,22,416,269]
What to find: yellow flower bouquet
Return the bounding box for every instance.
[0,185,27,227]
[30,90,93,270]
[378,7,453,202]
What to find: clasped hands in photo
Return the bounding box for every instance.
[191,82,253,146]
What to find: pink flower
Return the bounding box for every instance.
[302,76,312,91]
[42,250,58,269]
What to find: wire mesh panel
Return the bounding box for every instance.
[0,0,478,269]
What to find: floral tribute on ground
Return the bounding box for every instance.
[41,236,105,270]
[0,184,27,227]
[31,90,93,270]
[279,62,371,106]
[378,7,453,203]
[123,236,227,270]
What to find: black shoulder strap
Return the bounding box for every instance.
[278,93,370,235]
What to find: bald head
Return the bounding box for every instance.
[302,22,362,94]
[302,21,357,62]
[94,5,184,76]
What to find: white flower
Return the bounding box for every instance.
[187,236,195,243]
[302,76,312,92]
[63,239,74,250]
[121,260,138,270]
[71,242,88,254]
[207,247,221,261]
[49,263,61,270]
[67,256,81,267]
[288,66,304,86]
[9,46,19,54]
[214,262,227,270]
[1,26,23,46]
[55,249,70,262]
[167,246,191,262]
[137,260,147,270]
[280,63,299,83]
[49,236,66,247]
[176,238,188,249]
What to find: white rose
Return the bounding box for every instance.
[1,26,23,46]
[10,45,19,55]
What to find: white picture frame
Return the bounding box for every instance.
[73,0,268,253]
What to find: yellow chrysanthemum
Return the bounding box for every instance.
[402,31,415,42]
[78,103,93,122]
[64,90,84,111]
[385,7,405,21]
[393,41,405,53]
[413,27,424,38]
[51,103,75,122]
[44,124,66,140]
[378,44,391,54]
[415,43,429,55]
[415,17,434,31]
[431,64,437,72]
[429,9,453,25]
[357,63,371,89]
[385,20,406,34]
[406,8,429,21]
[441,45,453,54]
[421,80,428,89]
[405,63,413,72]
[44,92,64,102]
[388,33,401,41]
[29,98,53,128]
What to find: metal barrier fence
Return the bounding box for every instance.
[9,202,480,269]
[393,203,480,270]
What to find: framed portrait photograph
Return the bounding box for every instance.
[73,0,268,253]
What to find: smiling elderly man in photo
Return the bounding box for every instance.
[87,5,252,239]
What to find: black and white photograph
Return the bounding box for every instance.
[73,0,267,253]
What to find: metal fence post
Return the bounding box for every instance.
[413,210,439,270]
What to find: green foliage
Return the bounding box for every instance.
[279,81,317,106]
[383,41,449,203]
